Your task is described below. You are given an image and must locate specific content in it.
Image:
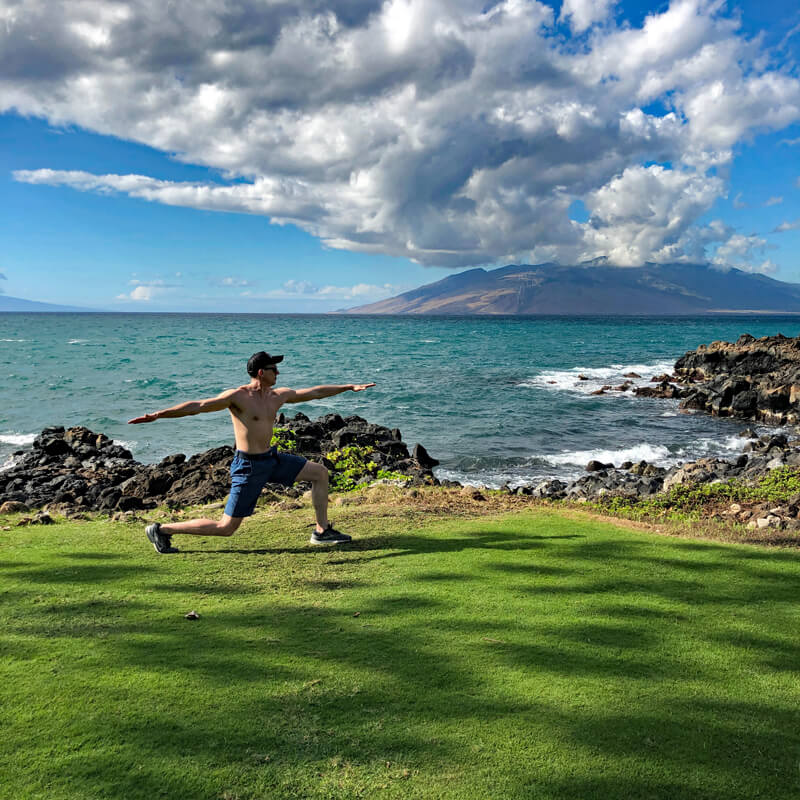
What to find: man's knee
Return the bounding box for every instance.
[218,516,243,536]
[303,461,328,483]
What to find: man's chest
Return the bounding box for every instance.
[233,395,282,423]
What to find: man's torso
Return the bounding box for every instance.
[227,385,288,453]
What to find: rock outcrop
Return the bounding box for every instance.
[0,415,437,514]
[672,333,800,425]
[518,431,800,519]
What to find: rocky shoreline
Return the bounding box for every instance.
[521,333,800,531]
[3,333,800,533]
[0,413,441,517]
[622,333,800,425]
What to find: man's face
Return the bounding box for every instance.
[260,365,279,383]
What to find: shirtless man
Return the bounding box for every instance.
[128,350,375,553]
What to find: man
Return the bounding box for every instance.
[128,350,375,553]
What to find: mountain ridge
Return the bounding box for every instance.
[0,295,92,312]
[346,263,800,315]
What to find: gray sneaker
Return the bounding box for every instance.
[145,523,179,554]
[310,523,352,545]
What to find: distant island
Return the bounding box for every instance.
[346,262,800,315]
[0,295,89,312]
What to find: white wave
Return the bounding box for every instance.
[720,435,744,452]
[439,432,751,487]
[0,455,19,472]
[435,466,559,490]
[0,433,35,446]
[520,360,676,396]
[0,338,27,342]
[67,339,88,344]
[547,442,672,467]
[113,439,135,450]
[676,435,743,458]
[420,339,439,343]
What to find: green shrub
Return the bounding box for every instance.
[326,445,411,492]
[270,427,297,452]
[591,467,800,522]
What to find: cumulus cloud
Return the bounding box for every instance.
[250,280,402,301]
[5,0,800,270]
[213,276,257,287]
[560,0,617,34]
[732,192,747,209]
[774,218,800,232]
[115,278,179,302]
[764,196,783,206]
[712,232,775,274]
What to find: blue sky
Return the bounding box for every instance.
[2,0,800,311]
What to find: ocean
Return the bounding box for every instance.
[2,313,799,487]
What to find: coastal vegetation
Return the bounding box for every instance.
[591,465,800,527]
[325,444,412,491]
[270,427,297,453]
[3,490,800,799]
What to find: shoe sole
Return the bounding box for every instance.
[309,536,351,545]
[145,525,161,552]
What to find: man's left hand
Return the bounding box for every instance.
[351,383,376,392]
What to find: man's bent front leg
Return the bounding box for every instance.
[296,461,330,532]
[159,514,243,537]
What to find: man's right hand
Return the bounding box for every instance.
[128,413,159,424]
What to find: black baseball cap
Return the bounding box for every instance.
[247,351,284,376]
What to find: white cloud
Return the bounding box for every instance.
[214,276,256,287]
[560,0,617,34]
[251,280,403,301]
[279,279,319,296]
[764,196,783,206]
[712,232,775,274]
[115,278,179,301]
[732,192,747,209]
[5,0,800,271]
[774,218,800,233]
[579,164,724,265]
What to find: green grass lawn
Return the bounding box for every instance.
[2,503,800,799]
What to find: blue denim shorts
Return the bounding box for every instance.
[224,447,307,518]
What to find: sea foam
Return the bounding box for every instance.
[520,360,676,396]
[0,433,35,447]
[547,442,672,467]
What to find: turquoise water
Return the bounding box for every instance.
[2,313,799,486]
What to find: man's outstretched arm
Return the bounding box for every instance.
[128,389,238,424]
[281,383,376,404]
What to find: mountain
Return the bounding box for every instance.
[346,263,800,315]
[0,295,89,312]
